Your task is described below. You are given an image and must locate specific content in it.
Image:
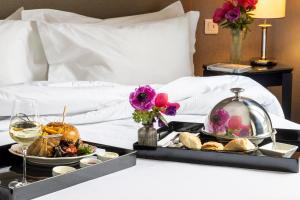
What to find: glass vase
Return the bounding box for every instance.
[230,29,244,64]
[138,124,157,147]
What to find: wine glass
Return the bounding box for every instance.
[9,98,41,188]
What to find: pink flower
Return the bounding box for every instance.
[155,93,169,108]
[213,8,226,23]
[211,109,230,126]
[228,116,242,130]
[129,85,156,111]
[210,109,230,133]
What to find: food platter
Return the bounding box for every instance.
[9,144,96,166]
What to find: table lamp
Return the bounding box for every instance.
[251,0,286,66]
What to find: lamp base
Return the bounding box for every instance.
[250,58,277,67]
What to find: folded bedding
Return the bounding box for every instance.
[19,1,199,85]
[22,1,198,54]
[0,9,47,85]
[37,14,196,84]
[1,1,199,86]
[0,76,283,126]
[22,1,184,24]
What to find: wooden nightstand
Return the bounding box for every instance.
[202,64,293,119]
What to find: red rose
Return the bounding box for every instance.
[213,8,226,23]
[237,0,258,10]
[222,1,235,12]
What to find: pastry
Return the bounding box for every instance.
[179,132,202,150]
[201,141,224,151]
[224,138,256,151]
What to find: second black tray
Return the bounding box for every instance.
[134,121,300,173]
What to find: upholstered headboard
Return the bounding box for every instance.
[0,0,183,19]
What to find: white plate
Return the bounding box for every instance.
[9,144,96,166]
[259,142,298,158]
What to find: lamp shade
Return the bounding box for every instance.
[252,0,286,19]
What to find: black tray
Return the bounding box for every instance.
[0,141,136,200]
[134,121,300,173]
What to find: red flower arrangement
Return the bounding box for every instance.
[213,0,258,32]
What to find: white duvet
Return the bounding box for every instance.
[0,75,283,125]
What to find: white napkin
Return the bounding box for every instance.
[157,131,180,147]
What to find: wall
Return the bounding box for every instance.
[272,0,300,123]
[184,0,299,123]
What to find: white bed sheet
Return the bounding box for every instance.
[0,115,299,200]
[0,75,298,200]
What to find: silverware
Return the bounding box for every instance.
[161,132,180,147]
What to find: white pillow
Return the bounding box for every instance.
[22,1,199,53]
[22,1,184,23]
[6,7,24,20]
[0,20,48,86]
[37,14,193,84]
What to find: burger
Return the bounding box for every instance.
[28,122,84,157]
[44,122,80,144]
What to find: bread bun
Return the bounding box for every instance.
[224,138,255,151]
[44,122,80,144]
[202,141,224,151]
[179,132,202,150]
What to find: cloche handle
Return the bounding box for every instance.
[231,88,245,99]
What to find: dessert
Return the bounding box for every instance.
[179,132,202,150]
[224,138,256,151]
[201,141,224,151]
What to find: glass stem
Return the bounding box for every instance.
[22,146,28,185]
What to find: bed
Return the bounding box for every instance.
[0,1,300,200]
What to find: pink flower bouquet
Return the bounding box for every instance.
[213,0,258,32]
[129,85,180,126]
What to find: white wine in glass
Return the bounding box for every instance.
[9,99,41,188]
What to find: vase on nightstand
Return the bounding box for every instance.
[138,124,157,147]
[230,29,244,64]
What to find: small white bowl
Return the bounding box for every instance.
[80,157,102,168]
[52,166,76,176]
[95,148,106,155]
[259,142,298,158]
[97,152,119,161]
